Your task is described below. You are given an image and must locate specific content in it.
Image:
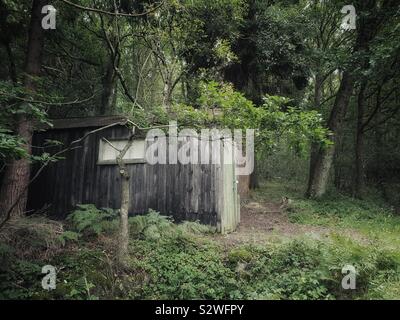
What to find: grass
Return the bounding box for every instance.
[251,180,400,247]
[291,198,400,248]
[248,180,400,299]
[250,179,303,203]
[1,180,400,300]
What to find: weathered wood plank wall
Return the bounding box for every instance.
[27,125,232,228]
[219,139,240,233]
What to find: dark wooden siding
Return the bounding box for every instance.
[27,126,220,226]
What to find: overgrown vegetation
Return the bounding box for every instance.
[0,0,399,301]
[1,191,399,300]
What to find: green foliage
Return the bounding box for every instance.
[228,238,400,300]
[0,216,64,299]
[30,151,64,164]
[0,79,52,163]
[0,128,28,161]
[57,231,79,246]
[255,1,311,84]
[129,210,216,240]
[1,207,400,300]
[67,204,118,237]
[237,241,331,300]
[129,209,175,240]
[0,256,43,299]
[176,0,246,69]
[0,81,50,123]
[122,80,330,157]
[228,246,254,264]
[51,249,105,300]
[0,215,64,259]
[257,95,332,154]
[198,81,259,129]
[129,237,238,299]
[171,103,212,129]
[289,192,400,249]
[190,81,331,154]
[177,221,216,234]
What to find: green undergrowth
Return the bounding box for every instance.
[288,191,400,250]
[1,197,400,299]
[252,180,400,249]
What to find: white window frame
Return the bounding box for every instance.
[97,138,146,165]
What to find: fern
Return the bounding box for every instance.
[57,231,79,246]
[129,209,174,240]
[67,204,118,236]
[177,221,216,234]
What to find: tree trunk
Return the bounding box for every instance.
[3,41,17,83]
[249,157,259,189]
[354,82,367,198]
[307,73,323,194]
[0,0,45,218]
[306,71,354,198]
[115,136,134,266]
[162,78,172,110]
[100,59,117,115]
[118,169,130,266]
[306,0,382,198]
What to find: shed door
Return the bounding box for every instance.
[219,139,240,233]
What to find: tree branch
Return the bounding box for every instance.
[60,0,164,17]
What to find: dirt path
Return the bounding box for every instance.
[215,200,331,248]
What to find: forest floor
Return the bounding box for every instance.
[217,200,330,247]
[216,200,330,247]
[215,181,371,248]
[1,180,400,300]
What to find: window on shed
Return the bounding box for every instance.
[98,139,146,164]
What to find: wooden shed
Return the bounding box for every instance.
[27,116,240,233]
